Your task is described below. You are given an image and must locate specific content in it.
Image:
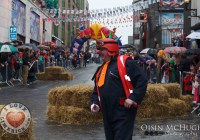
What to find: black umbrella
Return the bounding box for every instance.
[123,44,134,48]
[140,48,158,54]
[184,49,200,55]
[56,46,66,50]
[23,43,39,51]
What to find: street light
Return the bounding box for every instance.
[184,0,190,3]
[184,0,200,18]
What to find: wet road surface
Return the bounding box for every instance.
[0,63,200,140]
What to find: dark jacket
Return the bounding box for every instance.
[178,58,190,72]
[91,56,148,140]
[184,40,190,49]
[22,53,30,66]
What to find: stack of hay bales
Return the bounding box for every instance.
[36,66,73,81]
[46,83,193,125]
[0,105,35,140]
[137,84,193,118]
[46,85,102,125]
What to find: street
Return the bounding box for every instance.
[0,63,200,140]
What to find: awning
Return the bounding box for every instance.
[186,32,200,39]
[52,35,62,42]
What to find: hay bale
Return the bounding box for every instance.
[158,83,181,98]
[45,66,65,74]
[47,86,68,106]
[0,105,35,140]
[139,84,170,109]
[48,84,93,108]
[46,105,103,124]
[167,98,187,117]
[36,72,73,81]
[137,103,170,118]
[180,95,193,112]
[0,122,35,140]
[35,72,47,80]
[46,105,60,122]
[53,72,73,81]
[58,106,93,124]
[71,85,94,109]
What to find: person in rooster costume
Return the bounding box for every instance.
[91,38,148,140]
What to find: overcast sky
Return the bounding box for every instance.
[87,0,133,45]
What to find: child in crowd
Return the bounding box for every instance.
[161,59,169,84]
[146,58,156,83]
[183,73,192,95]
[8,55,16,81]
[166,59,176,83]
[192,74,199,104]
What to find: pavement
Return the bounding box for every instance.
[0,63,200,140]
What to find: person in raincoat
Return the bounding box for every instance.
[168,59,176,83]
[91,38,148,140]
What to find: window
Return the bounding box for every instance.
[62,0,65,7]
[67,24,71,46]
[68,0,70,8]
[54,25,58,37]
[62,22,65,42]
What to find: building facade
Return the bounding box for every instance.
[0,0,52,45]
[51,0,88,49]
[132,0,189,49]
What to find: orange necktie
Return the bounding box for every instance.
[98,61,110,87]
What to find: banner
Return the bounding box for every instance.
[160,12,184,44]
[30,11,40,42]
[160,12,184,29]
[159,0,184,10]
[12,0,26,36]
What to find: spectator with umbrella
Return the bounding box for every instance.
[22,48,31,85]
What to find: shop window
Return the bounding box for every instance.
[54,25,58,37]
[62,0,65,7]
[62,22,65,42]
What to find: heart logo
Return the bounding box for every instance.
[6,111,25,128]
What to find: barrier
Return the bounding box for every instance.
[0,64,12,87]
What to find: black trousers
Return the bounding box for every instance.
[102,101,137,140]
[0,65,6,81]
[83,60,87,67]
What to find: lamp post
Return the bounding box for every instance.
[184,0,199,18]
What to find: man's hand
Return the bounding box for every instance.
[124,99,135,108]
[91,104,99,115]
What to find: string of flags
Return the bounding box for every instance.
[31,0,160,21]
[43,14,139,23]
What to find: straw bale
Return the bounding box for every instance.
[58,106,93,124]
[158,83,181,98]
[139,85,170,109]
[46,105,60,122]
[45,66,65,74]
[47,86,68,106]
[71,85,94,109]
[167,98,187,117]
[36,72,73,81]
[52,72,73,81]
[180,95,193,112]
[47,84,94,108]
[137,103,170,118]
[35,72,48,80]
[46,105,103,124]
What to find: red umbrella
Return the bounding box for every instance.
[41,42,56,47]
[164,47,187,54]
